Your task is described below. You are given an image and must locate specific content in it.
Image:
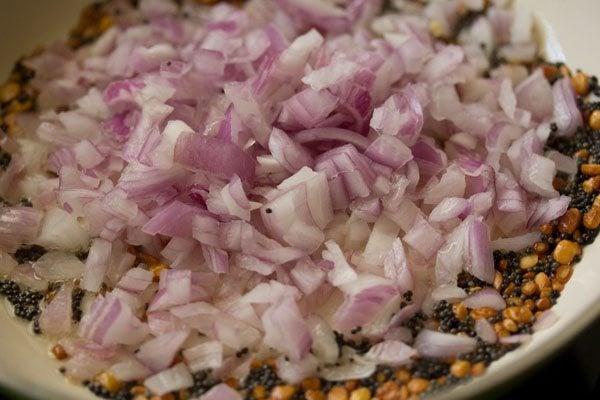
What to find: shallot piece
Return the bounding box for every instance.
[0,0,581,390]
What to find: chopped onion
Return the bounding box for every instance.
[35,207,89,251]
[174,133,256,182]
[290,257,326,295]
[370,86,423,146]
[533,310,559,332]
[322,240,358,286]
[363,214,400,267]
[242,280,301,304]
[64,352,112,380]
[0,0,584,389]
[429,197,469,223]
[499,334,532,345]
[294,128,371,152]
[475,319,498,344]
[110,356,153,381]
[11,264,47,291]
[364,340,417,366]
[183,341,223,373]
[144,201,210,239]
[261,297,312,362]
[39,283,73,336]
[492,232,541,252]
[33,251,85,280]
[546,150,577,175]
[144,363,193,396]
[149,269,208,311]
[364,135,413,170]
[403,215,443,260]
[198,383,242,400]
[81,238,112,293]
[466,218,495,283]
[334,274,398,331]
[552,77,583,137]
[276,353,319,384]
[307,315,339,365]
[79,294,149,346]
[261,167,333,251]
[431,285,468,303]
[349,197,381,223]
[515,69,554,120]
[463,288,506,310]
[136,330,190,372]
[269,128,314,173]
[315,145,377,210]
[0,206,43,253]
[383,238,413,294]
[0,250,17,275]
[117,267,154,294]
[414,329,477,358]
[527,195,571,228]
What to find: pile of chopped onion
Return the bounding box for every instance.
[0,0,579,395]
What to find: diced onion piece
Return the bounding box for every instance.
[269,127,314,173]
[276,353,319,384]
[39,283,73,336]
[414,329,477,358]
[262,297,312,362]
[144,363,194,396]
[136,330,190,372]
[81,238,112,293]
[322,240,357,286]
[33,251,85,280]
[475,319,498,344]
[334,274,398,331]
[364,340,417,366]
[36,207,88,251]
[183,341,223,373]
[552,77,583,137]
[79,294,149,346]
[199,384,242,400]
[307,315,339,365]
[0,206,43,253]
[467,219,495,283]
[463,287,506,310]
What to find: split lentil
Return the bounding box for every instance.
[270,385,296,400]
[581,164,600,176]
[588,110,600,131]
[557,208,582,234]
[470,362,486,377]
[533,241,549,254]
[583,195,600,229]
[407,379,429,395]
[520,281,539,297]
[572,71,590,96]
[519,254,538,270]
[51,344,68,360]
[449,360,471,379]
[305,390,326,400]
[349,387,371,400]
[534,272,551,290]
[555,265,573,284]
[552,240,581,265]
[327,386,349,400]
[97,372,124,393]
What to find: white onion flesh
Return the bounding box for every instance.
[0,0,583,390]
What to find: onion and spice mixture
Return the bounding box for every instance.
[1,0,600,399]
